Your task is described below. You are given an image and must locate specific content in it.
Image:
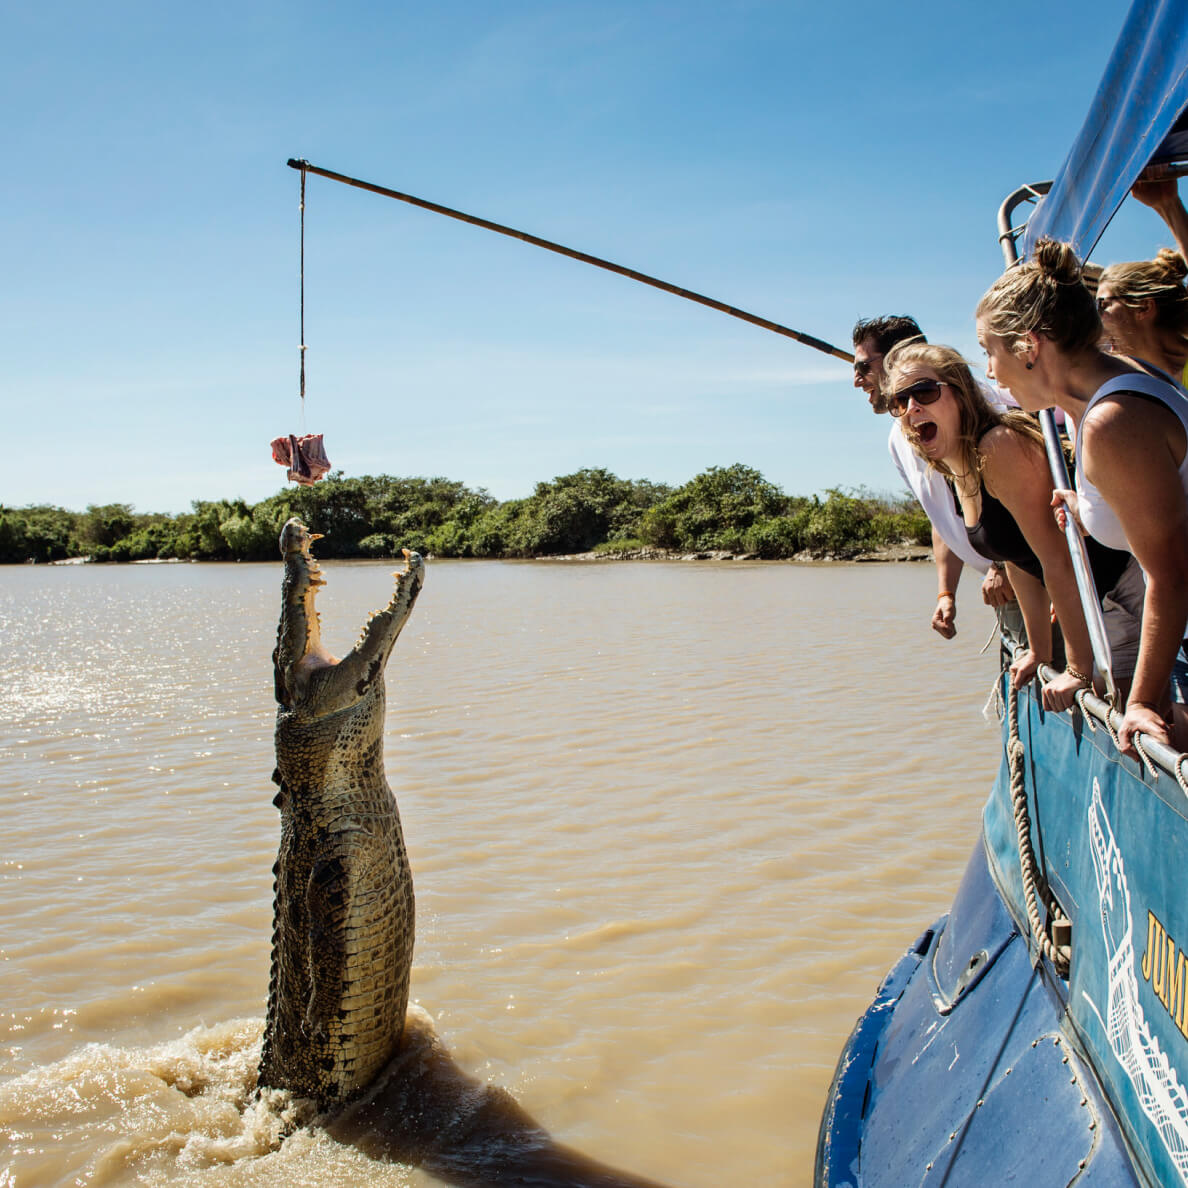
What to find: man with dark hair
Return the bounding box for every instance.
[852,316,1012,638]
[851,316,925,414]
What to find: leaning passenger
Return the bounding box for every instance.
[851,315,1013,641]
[883,341,1139,714]
[976,238,1188,755]
[1096,249,1188,380]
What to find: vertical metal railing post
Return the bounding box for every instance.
[1037,411,1118,702]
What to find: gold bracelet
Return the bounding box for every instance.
[1065,664,1092,684]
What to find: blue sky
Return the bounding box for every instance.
[3,0,1176,514]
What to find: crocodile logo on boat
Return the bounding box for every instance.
[257,517,423,1109]
[1088,780,1188,1181]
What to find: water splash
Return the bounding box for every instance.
[0,1009,674,1188]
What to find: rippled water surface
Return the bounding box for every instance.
[0,559,1005,1186]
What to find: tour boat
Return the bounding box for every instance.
[814,4,1188,1185]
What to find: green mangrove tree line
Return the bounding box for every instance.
[0,465,930,564]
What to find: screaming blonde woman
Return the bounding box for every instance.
[884,339,1142,722]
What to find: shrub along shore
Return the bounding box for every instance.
[1,464,932,565]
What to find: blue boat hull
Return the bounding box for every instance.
[817,673,1188,1187]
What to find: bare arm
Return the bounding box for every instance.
[1003,562,1054,690]
[982,427,1095,708]
[1132,178,1188,263]
[931,530,963,639]
[980,563,1014,607]
[1082,399,1188,752]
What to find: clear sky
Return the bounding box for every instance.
[3,0,1176,514]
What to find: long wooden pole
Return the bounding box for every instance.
[287,158,854,363]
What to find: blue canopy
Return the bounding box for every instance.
[1020,0,1188,261]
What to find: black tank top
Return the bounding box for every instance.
[954,481,1130,599]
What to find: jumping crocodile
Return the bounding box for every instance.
[258,517,424,1109]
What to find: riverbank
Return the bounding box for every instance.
[43,542,933,566]
[538,542,932,563]
[3,466,931,566]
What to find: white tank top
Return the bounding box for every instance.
[1074,372,1188,552]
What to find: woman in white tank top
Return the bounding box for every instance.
[1072,372,1188,553]
[976,237,1188,758]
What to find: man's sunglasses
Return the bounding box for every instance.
[887,379,951,418]
[853,359,875,377]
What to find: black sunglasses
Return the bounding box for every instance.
[853,358,877,377]
[888,379,950,418]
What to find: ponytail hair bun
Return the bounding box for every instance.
[1033,237,1085,285]
[1154,247,1188,283]
[976,237,1100,356]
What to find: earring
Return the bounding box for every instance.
[1025,361,1034,370]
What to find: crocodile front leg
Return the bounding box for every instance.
[302,853,350,1042]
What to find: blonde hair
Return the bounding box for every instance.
[1099,247,1188,349]
[1080,260,1103,296]
[884,341,1045,481]
[976,237,1101,358]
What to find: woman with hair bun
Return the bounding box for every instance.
[1097,248,1188,379]
[976,236,1188,756]
[883,341,1135,714]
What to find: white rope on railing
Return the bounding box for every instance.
[1034,659,1185,783]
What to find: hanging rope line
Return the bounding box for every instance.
[1007,681,1071,977]
[285,158,854,364]
[267,163,332,487]
[299,162,307,432]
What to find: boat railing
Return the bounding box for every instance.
[987,649,1188,983]
[995,180,1052,261]
[1033,657,1188,788]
